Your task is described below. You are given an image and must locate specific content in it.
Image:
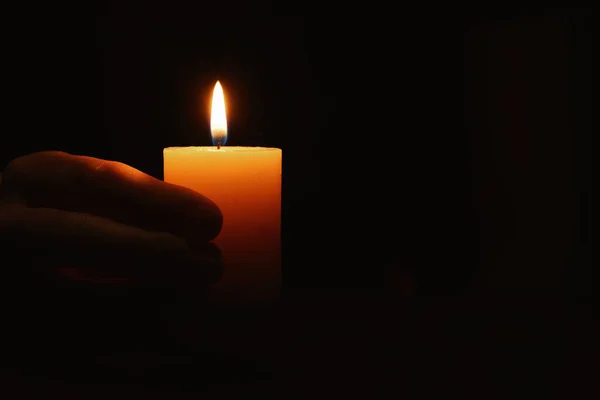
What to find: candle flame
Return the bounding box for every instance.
[210,81,227,146]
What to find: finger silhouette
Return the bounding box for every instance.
[0,204,222,285]
[1,151,222,245]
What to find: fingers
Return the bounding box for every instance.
[0,204,222,286]
[0,151,222,244]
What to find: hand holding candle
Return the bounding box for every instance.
[0,151,224,284]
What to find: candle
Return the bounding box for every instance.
[163,82,281,300]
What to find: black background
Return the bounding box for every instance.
[0,4,595,396]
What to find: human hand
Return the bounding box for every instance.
[0,151,223,285]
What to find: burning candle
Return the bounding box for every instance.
[163,82,281,300]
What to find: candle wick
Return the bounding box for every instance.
[217,139,221,150]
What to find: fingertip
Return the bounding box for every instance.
[187,240,223,261]
[202,198,223,242]
[191,243,224,284]
[168,185,223,243]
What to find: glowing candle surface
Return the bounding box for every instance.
[163,82,281,300]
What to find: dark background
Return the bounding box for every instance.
[1,5,592,295]
[0,4,595,396]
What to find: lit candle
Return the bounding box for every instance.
[163,82,282,300]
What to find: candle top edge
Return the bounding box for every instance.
[164,146,281,153]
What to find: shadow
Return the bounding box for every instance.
[53,241,225,288]
[1,237,224,287]
[0,242,224,368]
[0,241,286,390]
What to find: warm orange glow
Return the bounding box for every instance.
[210,81,227,146]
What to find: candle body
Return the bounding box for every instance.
[163,147,281,300]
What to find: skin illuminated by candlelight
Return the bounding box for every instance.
[0,151,224,285]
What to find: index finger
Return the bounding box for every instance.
[1,151,222,244]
